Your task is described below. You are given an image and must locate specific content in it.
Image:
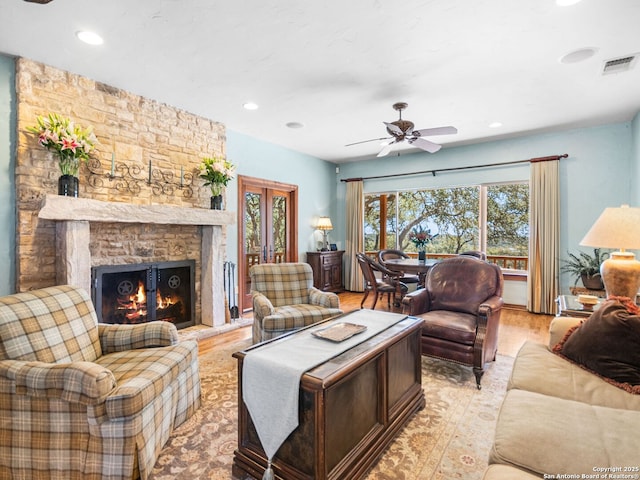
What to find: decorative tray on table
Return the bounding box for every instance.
[312,322,367,342]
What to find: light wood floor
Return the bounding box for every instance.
[197,291,553,357]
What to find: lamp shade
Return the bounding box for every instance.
[580,205,640,299]
[580,205,640,251]
[316,216,333,231]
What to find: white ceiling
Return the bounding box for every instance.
[1,0,639,164]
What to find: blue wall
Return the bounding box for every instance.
[225,130,338,265]
[632,112,640,206]
[0,55,15,295]
[336,122,635,293]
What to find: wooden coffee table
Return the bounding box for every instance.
[232,313,425,480]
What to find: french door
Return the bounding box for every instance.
[238,175,298,311]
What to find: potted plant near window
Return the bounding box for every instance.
[561,248,609,290]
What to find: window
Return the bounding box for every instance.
[364,193,396,252]
[364,182,529,270]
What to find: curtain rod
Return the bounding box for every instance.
[340,154,568,183]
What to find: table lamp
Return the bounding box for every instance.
[580,204,640,299]
[316,216,333,251]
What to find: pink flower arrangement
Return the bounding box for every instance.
[408,226,438,249]
[27,113,97,176]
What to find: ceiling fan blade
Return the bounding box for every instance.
[383,122,403,136]
[409,137,442,153]
[377,140,397,157]
[412,126,458,137]
[345,137,391,147]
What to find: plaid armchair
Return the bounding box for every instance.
[0,285,201,480]
[250,263,342,343]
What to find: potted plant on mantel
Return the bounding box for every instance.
[561,248,609,290]
[27,113,97,197]
[199,156,236,210]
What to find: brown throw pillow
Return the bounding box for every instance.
[553,298,640,394]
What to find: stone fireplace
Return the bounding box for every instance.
[14,58,232,330]
[38,195,234,327]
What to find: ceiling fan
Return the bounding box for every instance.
[346,102,458,157]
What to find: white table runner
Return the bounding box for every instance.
[242,310,407,467]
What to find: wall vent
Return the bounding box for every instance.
[602,55,636,75]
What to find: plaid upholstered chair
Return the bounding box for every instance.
[0,285,201,480]
[250,262,343,343]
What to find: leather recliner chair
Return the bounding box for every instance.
[402,255,504,388]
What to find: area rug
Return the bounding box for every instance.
[149,339,514,480]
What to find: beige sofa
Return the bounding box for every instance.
[484,315,640,479]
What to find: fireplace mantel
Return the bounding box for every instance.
[38,195,235,328]
[39,195,235,226]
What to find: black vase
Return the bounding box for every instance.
[418,251,426,262]
[210,195,223,210]
[58,175,79,197]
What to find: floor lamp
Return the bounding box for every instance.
[316,216,333,251]
[580,205,640,299]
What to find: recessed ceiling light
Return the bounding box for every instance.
[556,0,582,5]
[286,122,304,129]
[559,47,597,64]
[489,122,503,128]
[76,31,104,46]
[243,102,259,110]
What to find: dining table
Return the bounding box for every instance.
[383,257,439,284]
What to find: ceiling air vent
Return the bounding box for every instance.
[602,55,636,75]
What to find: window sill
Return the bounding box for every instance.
[501,269,527,282]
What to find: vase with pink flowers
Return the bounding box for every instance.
[27,113,97,197]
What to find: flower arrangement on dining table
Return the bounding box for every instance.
[199,156,236,196]
[408,226,438,251]
[27,113,97,177]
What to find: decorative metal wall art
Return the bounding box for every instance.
[87,156,197,198]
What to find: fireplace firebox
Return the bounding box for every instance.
[91,260,195,329]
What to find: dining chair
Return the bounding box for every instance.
[377,249,421,286]
[356,252,408,310]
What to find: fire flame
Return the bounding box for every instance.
[116,280,179,323]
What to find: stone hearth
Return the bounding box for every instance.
[38,195,234,327]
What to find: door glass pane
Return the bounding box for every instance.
[272,194,287,263]
[245,192,262,268]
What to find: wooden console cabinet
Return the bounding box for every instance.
[232,315,425,480]
[306,250,344,292]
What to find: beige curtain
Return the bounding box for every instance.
[528,159,560,313]
[344,180,365,292]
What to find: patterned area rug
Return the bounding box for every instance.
[149,339,514,480]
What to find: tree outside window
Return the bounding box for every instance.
[364,182,529,270]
